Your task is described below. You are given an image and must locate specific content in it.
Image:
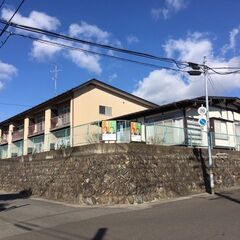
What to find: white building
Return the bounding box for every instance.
[115,96,240,150]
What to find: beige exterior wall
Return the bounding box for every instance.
[1,85,150,157]
[72,86,148,127]
[23,118,29,155]
[44,108,51,134]
[44,108,52,151]
[7,124,13,158]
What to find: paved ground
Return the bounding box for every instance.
[0,189,240,240]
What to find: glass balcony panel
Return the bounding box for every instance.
[51,112,70,129]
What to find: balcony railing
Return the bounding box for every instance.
[0,133,8,145]
[51,113,70,130]
[50,136,71,150]
[28,123,45,137]
[12,129,24,142]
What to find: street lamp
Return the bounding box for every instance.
[187,57,215,195]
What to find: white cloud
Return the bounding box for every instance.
[1,8,60,31]
[151,0,187,20]
[69,22,122,48]
[31,21,121,74]
[1,8,115,74]
[151,8,169,20]
[133,32,240,104]
[167,0,186,11]
[31,36,62,60]
[67,49,102,74]
[164,32,213,63]
[69,22,110,44]
[31,36,102,74]
[108,73,118,82]
[0,60,18,89]
[222,27,240,55]
[133,69,193,104]
[127,35,139,45]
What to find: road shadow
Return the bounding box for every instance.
[0,203,8,212]
[92,228,108,240]
[0,188,32,201]
[213,192,240,205]
[14,221,107,240]
[193,148,211,194]
[0,203,30,212]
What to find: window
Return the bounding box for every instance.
[99,105,112,116]
[214,120,228,140]
[235,124,240,145]
[58,104,70,115]
[35,115,44,132]
[58,104,70,125]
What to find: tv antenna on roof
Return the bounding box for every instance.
[50,63,62,95]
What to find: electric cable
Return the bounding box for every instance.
[0,18,188,68]
[0,32,12,48]
[207,66,240,75]
[0,0,6,9]
[7,30,188,72]
[0,102,32,107]
[0,0,25,37]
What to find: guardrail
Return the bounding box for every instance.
[0,121,239,159]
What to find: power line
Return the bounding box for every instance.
[0,0,6,9]
[5,25,240,76]
[208,71,229,94]
[207,72,216,91]
[207,66,240,75]
[0,0,25,37]
[1,16,240,75]
[0,102,32,107]
[210,66,240,70]
[0,32,12,48]
[0,18,188,68]
[7,30,187,72]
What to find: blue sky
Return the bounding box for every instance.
[0,0,240,121]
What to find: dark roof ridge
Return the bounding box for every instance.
[0,78,158,126]
[113,95,240,120]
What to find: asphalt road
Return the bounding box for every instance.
[0,189,240,240]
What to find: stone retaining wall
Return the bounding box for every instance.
[0,144,239,204]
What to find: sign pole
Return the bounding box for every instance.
[204,56,214,195]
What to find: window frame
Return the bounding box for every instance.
[214,119,228,140]
[99,105,112,116]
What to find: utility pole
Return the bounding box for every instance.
[188,57,215,195]
[50,64,62,95]
[203,56,215,195]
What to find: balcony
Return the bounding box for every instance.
[0,133,8,145]
[28,123,45,137]
[51,112,70,130]
[12,129,24,142]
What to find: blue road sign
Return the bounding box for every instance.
[198,118,207,126]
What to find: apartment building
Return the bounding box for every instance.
[0,79,157,159]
